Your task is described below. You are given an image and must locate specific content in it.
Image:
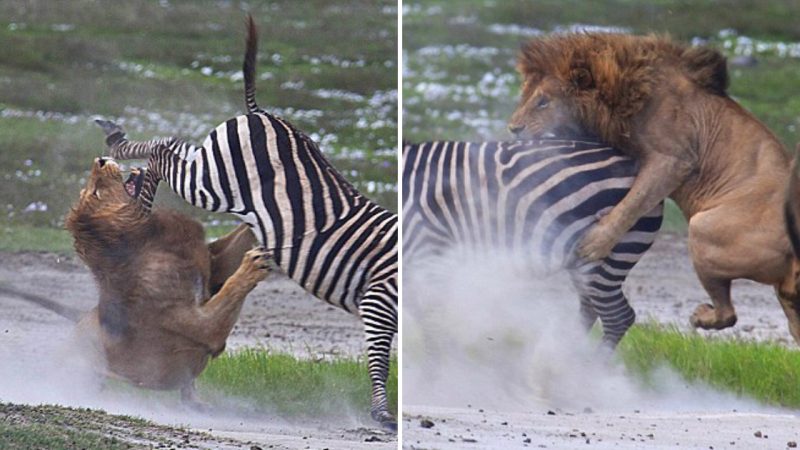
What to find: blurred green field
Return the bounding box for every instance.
[403,0,800,231]
[0,0,397,250]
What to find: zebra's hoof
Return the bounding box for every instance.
[94,119,122,135]
[380,419,397,432]
[94,119,126,146]
[372,410,397,432]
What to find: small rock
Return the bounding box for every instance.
[420,419,435,429]
[788,441,797,448]
[742,325,755,332]
[462,437,477,443]
[250,446,263,450]
[547,410,556,416]
[364,436,382,442]
[523,437,531,443]
[754,431,763,438]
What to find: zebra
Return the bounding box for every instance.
[403,139,663,347]
[94,16,397,429]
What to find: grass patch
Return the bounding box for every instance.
[0,225,73,252]
[0,402,224,449]
[198,350,398,418]
[0,422,133,450]
[619,324,800,408]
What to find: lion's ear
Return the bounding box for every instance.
[570,67,594,90]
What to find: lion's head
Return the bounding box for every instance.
[508,33,729,148]
[73,158,145,214]
[66,157,148,260]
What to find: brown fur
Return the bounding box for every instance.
[510,33,800,345]
[65,158,266,402]
[512,33,728,149]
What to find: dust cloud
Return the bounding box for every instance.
[402,248,774,414]
[0,309,367,436]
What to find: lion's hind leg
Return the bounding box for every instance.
[776,267,800,345]
[689,275,737,330]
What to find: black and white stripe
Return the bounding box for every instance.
[403,140,662,346]
[98,17,397,428]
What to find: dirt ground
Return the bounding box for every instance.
[0,250,395,449]
[402,233,800,449]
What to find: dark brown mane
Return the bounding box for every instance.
[517,33,728,146]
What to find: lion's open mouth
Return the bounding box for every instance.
[124,169,146,198]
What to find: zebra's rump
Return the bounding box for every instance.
[402,139,663,268]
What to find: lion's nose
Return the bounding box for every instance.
[508,124,525,136]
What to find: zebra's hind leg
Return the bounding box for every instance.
[570,266,635,349]
[590,290,636,349]
[578,294,598,332]
[95,119,186,160]
[358,286,397,431]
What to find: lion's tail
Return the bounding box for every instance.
[0,284,83,322]
[784,144,800,258]
[243,14,263,115]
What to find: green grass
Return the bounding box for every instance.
[0,225,73,252]
[619,324,800,408]
[0,402,217,449]
[198,350,398,418]
[0,422,134,450]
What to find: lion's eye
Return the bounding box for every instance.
[536,96,550,109]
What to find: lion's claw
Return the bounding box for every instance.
[578,223,619,261]
[240,248,271,283]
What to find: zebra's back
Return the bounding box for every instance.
[402,139,662,269]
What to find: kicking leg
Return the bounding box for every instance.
[359,283,398,431]
[96,119,202,160]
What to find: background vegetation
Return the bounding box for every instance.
[0,0,398,250]
[403,0,800,231]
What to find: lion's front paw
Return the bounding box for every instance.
[94,119,127,147]
[238,247,272,285]
[578,223,620,261]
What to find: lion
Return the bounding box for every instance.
[62,156,269,404]
[508,33,800,344]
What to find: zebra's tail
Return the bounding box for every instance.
[243,14,262,114]
[0,284,83,322]
[784,143,800,258]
